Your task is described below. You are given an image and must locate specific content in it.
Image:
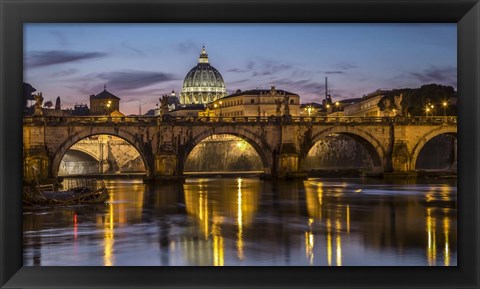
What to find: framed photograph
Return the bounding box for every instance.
[1,0,479,288]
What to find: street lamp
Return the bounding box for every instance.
[305,105,314,116]
[219,101,223,117]
[392,109,397,116]
[425,107,430,117]
[442,101,448,116]
[430,104,434,116]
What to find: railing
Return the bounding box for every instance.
[23,115,457,125]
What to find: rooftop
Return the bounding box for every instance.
[90,87,120,100]
[221,88,298,100]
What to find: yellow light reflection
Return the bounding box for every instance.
[104,199,115,266]
[304,181,323,220]
[73,213,78,241]
[237,178,244,260]
[346,205,350,234]
[426,208,437,266]
[336,220,342,266]
[183,179,259,265]
[198,190,209,240]
[327,218,332,266]
[212,219,224,266]
[336,234,342,266]
[305,218,315,264]
[305,231,314,265]
[441,185,451,201]
[443,216,450,266]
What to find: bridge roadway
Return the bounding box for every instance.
[23,115,457,181]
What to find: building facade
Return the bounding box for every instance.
[343,89,388,117]
[180,46,227,105]
[89,87,121,115]
[204,86,301,117]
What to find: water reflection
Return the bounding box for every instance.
[23,177,456,266]
[183,178,260,265]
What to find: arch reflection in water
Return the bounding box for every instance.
[183,178,260,265]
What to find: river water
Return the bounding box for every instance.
[23,177,456,266]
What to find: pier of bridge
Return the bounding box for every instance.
[22,115,457,181]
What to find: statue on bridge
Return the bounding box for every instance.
[383,98,391,117]
[283,95,291,117]
[33,92,44,116]
[275,98,282,117]
[394,93,403,116]
[159,95,170,119]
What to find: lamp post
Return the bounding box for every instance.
[430,104,434,116]
[442,101,447,116]
[305,105,314,117]
[219,101,223,117]
[425,107,430,117]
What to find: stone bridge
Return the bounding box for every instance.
[22,115,457,181]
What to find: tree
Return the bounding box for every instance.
[55,96,61,110]
[23,82,36,108]
[378,83,457,116]
[43,100,53,108]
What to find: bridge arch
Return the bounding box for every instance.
[304,126,386,172]
[67,147,100,161]
[410,127,457,170]
[51,128,152,178]
[179,128,273,175]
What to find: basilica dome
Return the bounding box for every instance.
[180,46,227,105]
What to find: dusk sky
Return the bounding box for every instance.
[24,24,457,115]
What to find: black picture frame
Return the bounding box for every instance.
[1,0,479,288]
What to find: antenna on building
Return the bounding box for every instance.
[137,100,146,115]
[325,77,328,101]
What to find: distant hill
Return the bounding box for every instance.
[378,84,457,116]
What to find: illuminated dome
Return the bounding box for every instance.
[180,46,227,104]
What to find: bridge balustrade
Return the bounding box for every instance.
[24,115,457,125]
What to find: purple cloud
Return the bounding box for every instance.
[410,66,457,85]
[25,50,107,68]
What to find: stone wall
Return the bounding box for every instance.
[304,134,374,171]
[184,135,263,172]
[415,134,456,170]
